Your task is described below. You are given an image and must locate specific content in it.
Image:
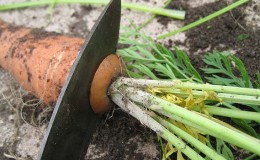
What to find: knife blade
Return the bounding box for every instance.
[38,0,121,159]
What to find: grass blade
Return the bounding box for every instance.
[0,0,185,19]
[157,0,249,39]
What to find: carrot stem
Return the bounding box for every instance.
[152,114,226,160]
[116,77,260,105]
[110,78,260,156]
[118,77,260,96]
[109,83,204,160]
[193,105,260,122]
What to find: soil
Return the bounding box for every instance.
[86,110,160,160]
[0,0,259,160]
[162,0,260,81]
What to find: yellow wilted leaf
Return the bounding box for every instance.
[161,94,183,104]
[198,134,208,144]
[147,88,185,105]
[177,150,185,160]
[205,91,223,102]
[147,88,163,95]
[183,89,195,109]
[200,105,210,116]
[165,143,177,159]
[170,120,208,144]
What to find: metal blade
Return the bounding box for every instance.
[38,0,121,159]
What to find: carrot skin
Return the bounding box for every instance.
[90,54,122,113]
[0,19,122,113]
[0,19,84,104]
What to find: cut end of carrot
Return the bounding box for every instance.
[90,54,122,114]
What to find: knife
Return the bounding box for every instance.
[38,0,121,159]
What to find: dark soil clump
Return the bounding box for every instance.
[86,110,160,160]
[30,28,62,40]
[69,5,93,37]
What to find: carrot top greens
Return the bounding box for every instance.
[113,26,260,160]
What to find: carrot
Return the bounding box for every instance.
[0,19,85,104]
[0,19,122,112]
[90,54,122,113]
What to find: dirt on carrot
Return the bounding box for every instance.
[0,19,85,104]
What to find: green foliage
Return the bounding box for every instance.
[237,33,250,41]
[256,72,260,88]
[202,52,252,88]
[202,52,260,139]
[119,28,260,158]
[244,154,258,160]
[232,118,259,138]
[119,27,260,158]
[216,139,234,160]
[118,27,202,83]
[205,136,234,160]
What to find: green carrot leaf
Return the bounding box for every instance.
[236,34,250,41]
[131,64,159,79]
[216,139,234,160]
[231,119,259,138]
[202,52,252,88]
[118,26,202,82]
[173,48,202,82]
[256,72,260,88]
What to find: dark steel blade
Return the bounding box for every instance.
[38,0,121,159]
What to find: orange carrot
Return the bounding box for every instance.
[0,19,85,104]
[90,54,122,113]
[0,19,122,112]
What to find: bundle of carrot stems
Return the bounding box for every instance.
[109,77,260,159]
